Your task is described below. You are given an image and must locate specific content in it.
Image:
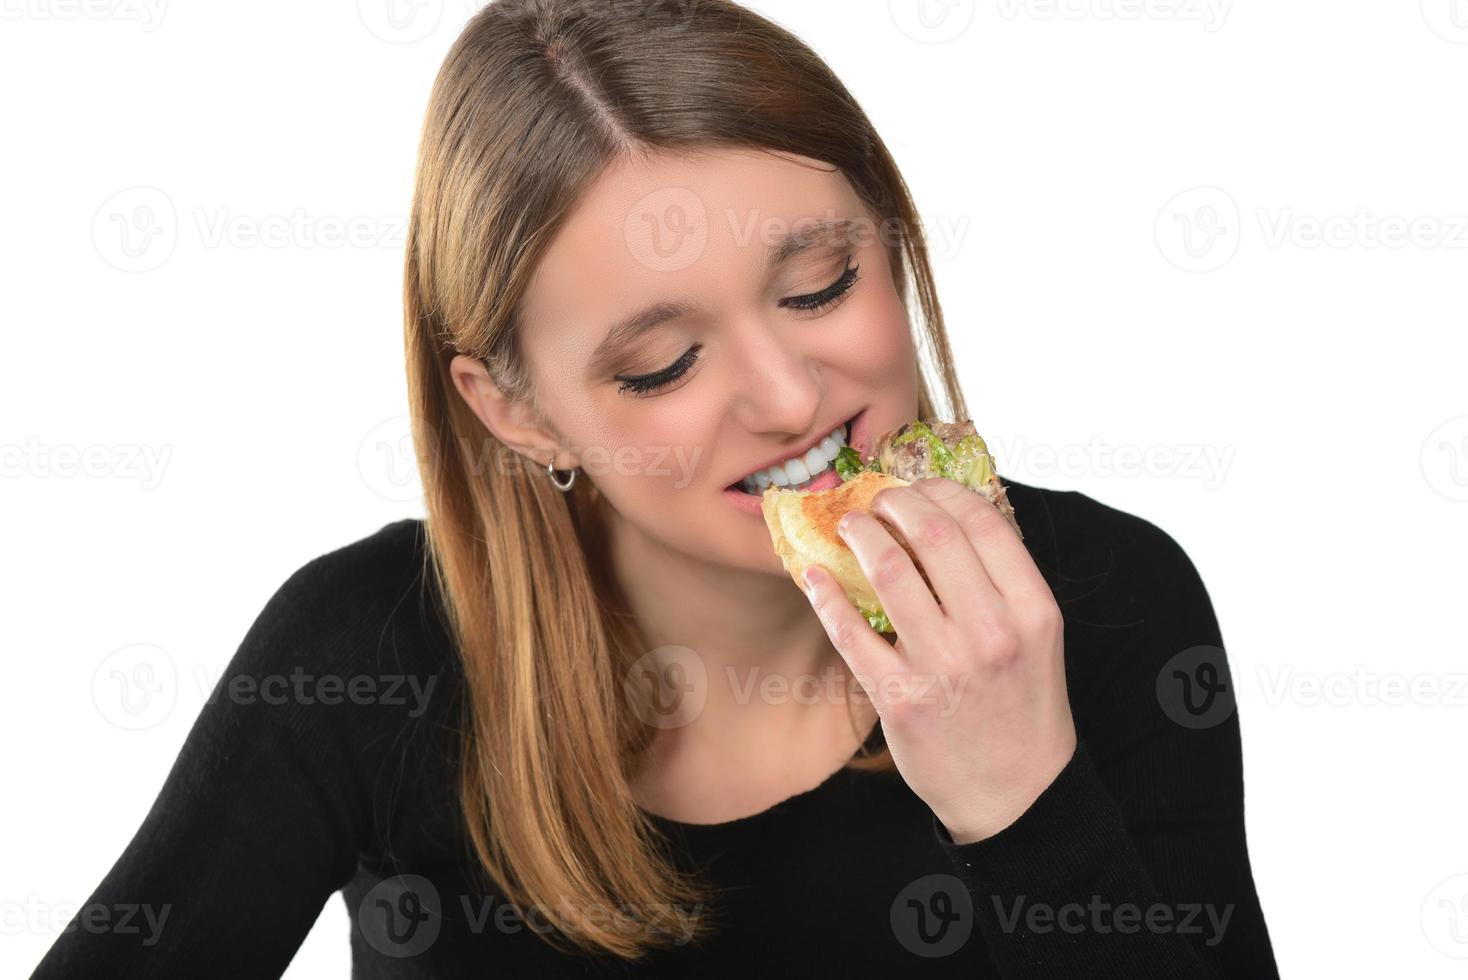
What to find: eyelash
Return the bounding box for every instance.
[615,258,862,396]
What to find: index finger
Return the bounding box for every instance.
[909,478,1049,601]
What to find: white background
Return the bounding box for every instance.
[4,0,1467,976]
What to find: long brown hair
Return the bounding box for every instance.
[403,0,970,961]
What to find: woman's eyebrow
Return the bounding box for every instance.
[585,217,861,378]
[767,217,860,267]
[585,300,699,378]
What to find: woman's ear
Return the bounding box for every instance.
[448,354,577,469]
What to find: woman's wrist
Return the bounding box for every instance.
[934,733,1079,844]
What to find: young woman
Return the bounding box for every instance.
[32,1,1278,976]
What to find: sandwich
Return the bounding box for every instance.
[761,420,1019,634]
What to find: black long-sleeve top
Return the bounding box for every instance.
[30,479,1279,978]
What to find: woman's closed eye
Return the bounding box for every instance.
[614,257,863,396]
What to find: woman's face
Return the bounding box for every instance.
[475,146,920,574]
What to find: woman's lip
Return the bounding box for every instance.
[723,465,843,517]
[726,409,866,490]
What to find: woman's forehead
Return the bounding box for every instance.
[521,147,866,345]
[545,147,860,272]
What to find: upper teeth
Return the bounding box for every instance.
[740,423,848,493]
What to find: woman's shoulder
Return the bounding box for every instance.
[222,517,463,735]
[263,517,454,658]
[1000,478,1227,731]
[1001,477,1212,613]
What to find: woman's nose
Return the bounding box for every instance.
[728,321,825,436]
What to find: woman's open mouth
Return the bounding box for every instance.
[726,412,861,497]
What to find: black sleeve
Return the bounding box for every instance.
[29,526,446,980]
[933,507,1278,979]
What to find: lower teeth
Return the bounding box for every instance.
[738,420,854,495]
[740,467,831,495]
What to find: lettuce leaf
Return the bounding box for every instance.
[864,608,892,633]
[834,445,879,481]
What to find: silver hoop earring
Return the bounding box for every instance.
[547,460,578,492]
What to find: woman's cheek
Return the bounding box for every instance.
[579,418,715,499]
[832,287,916,385]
